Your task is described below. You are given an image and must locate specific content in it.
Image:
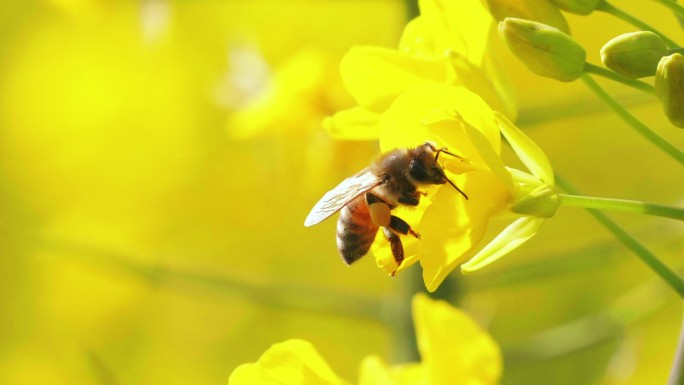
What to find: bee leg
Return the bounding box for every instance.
[389,215,421,239]
[382,227,403,276]
[398,190,426,206]
[397,193,420,206]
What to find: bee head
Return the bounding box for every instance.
[408,142,469,199]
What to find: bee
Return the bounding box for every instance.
[304,142,468,274]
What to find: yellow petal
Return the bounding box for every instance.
[450,53,519,121]
[418,170,510,292]
[340,46,449,111]
[399,3,517,120]
[398,16,436,59]
[323,107,382,140]
[415,0,492,65]
[358,356,427,385]
[495,112,554,185]
[228,339,348,385]
[378,85,500,157]
[412,294,502,385]
[457,115,514,193]
[461,215,545,273]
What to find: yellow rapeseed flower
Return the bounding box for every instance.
[228,49,352,139]
[228,294,502,385]
[367,84,556,291]
[325,0,516,140]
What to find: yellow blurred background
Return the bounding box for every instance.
[0,1,682,384]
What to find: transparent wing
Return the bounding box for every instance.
[304,168,381,227]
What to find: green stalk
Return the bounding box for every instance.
[653,0,684,20]
[559,194,684,221]
[556,176,684,299]
[597,1,679,48]
[584,63,655,94]
[581,74,684,165]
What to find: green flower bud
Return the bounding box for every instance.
[511,185,560,219]
[600,31,667,79]
[482,0,570,34]
[551,0,602,15]
[655,53,684,128]
[499,18,586,82]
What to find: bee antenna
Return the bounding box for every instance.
[435,147,465,163]
[445,175,468,200]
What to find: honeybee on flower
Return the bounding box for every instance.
[320,84,558,292]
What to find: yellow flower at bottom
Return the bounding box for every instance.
[228,339,350,385]
[228,294,502,385]
[359,295,502,385]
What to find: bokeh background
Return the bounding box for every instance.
[0,1,683,384]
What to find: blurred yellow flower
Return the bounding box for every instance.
[228,294,502,385]
[362,84,556,291]
[228,339,351,385]
[227,49,353,139]
[325,0,516,140]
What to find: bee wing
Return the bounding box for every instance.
[304,168,382,227]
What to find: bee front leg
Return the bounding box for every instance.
[397,190,427,206]
[382,227,403,276]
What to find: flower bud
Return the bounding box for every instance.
[551,0,602,15]
[499,18,586,82]
[600,31,667,79]
[655,53,684,128]
[482,0,570,34]
[511,185,560,218]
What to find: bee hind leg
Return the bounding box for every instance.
[389,215,420,239]
[382,228,404,276]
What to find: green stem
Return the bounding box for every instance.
[559,194,684,220]
[403,0,420,20]
[598,0,679,48]
[581,74,684,165]
[556,176,684,299]
[653,0,684,21]
[584,63,655,94]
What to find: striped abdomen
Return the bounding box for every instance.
[336,196,379,265]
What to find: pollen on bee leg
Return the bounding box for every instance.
[368,201,391,227]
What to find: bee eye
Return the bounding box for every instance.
[409,159,430,181]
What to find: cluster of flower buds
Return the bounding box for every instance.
[603,31,684,128]
[498,14,684,128]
